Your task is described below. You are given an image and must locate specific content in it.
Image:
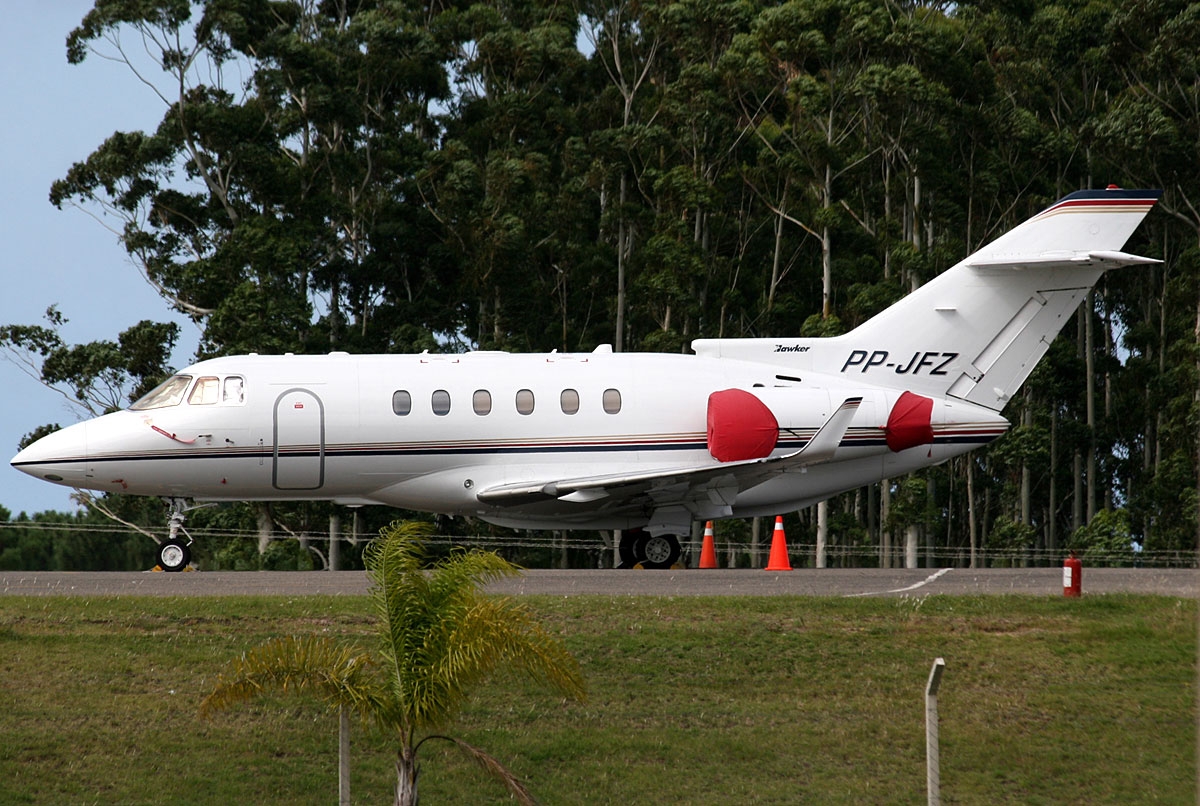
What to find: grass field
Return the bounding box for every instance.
[0,593,1193,804]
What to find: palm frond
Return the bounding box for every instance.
[364,521,585,732]
[199,635,382,720]
[417,734,540,806]
[440,597,587,703]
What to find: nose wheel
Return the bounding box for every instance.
[157,538,192,572]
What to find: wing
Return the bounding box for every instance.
[475,397,862,526]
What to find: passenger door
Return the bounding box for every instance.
[273,388,325,490]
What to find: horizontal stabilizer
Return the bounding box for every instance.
[790,187,1163,411]
[966,250,1161,271]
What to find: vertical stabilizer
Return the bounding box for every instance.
[815,188,1160,411]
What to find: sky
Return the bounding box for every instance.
[1,5,199,516]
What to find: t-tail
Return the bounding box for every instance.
[694,187,1161,412]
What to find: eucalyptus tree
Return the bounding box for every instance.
[422,0,594,350]
[54,1,455,358]
[735,0,891,321]
[579,0,665,351]
[0,307,179,420]
[1092,0,1200,553]
[627,0,754,352]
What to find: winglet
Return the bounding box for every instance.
[792,397,861,465]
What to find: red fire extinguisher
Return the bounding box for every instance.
[1063,552,1082,598]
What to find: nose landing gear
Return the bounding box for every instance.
[156,498,213,572]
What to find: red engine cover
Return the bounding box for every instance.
[707,389,780,462]
[885,391,934,452]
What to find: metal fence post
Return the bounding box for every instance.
[926,657,946,806]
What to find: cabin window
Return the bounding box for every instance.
[560,389,580,415]
[222,376,245,404]
[515,389,535,415]
[432,389,451,415]
[473,390,492,415]
[392,390,412,416]
[603,388,622,414]
[188,376,220,405]
[130,375,192,410]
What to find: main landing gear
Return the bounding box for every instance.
[617,529,682,569]
[157,498,213,572]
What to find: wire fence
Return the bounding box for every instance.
[0,520,1194,569]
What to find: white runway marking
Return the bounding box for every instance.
[845,567,952,598]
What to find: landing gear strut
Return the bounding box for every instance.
[617,529,682,569]
[157,498,213,572]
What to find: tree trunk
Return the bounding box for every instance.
[256,502,274,555]
[395,748,418,806]
[821,163,833,319]
[925,475,936,568]
[1085,290,1097,523]
[881,482,892,569]
[1020,396,1032,567]
[905,524,919,569]
[967,458,977,569]
[1103,293,1115,511]
[816,500,828,568]
[867,484,878,568]
[1048,409,1058,557]
[616,173,628,352]
[768,190,785,313]
[1072,450,1083,533]
[1194,289,1200,551]
[329,510,341,572]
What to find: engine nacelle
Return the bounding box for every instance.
[707,387,1008,463]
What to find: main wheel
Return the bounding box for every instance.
[634,533,681,569]
[617,528,644,569]
[158,539,191,572]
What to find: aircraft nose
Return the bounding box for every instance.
[10,420,89,487]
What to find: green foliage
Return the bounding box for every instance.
[3,0,1199,561]
[986,516,1038,566]
[363,522,586,733]
[17,424,61,452]
[201,521,585,803]
[0,307,178,417]
[1068,508,1135,566]
[0,507,158,572]
[2,595,1193,804]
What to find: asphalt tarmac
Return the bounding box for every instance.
[0,567,1195,598]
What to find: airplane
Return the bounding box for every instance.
[11,187,1161,571]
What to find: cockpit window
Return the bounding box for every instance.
[222,376,245,404]
[188,377,220,405]
[130,375,193,410]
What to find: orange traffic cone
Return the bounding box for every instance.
[699,521,718,569]
[764,515,792,571]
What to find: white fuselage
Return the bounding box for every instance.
[11,349,1008,532]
